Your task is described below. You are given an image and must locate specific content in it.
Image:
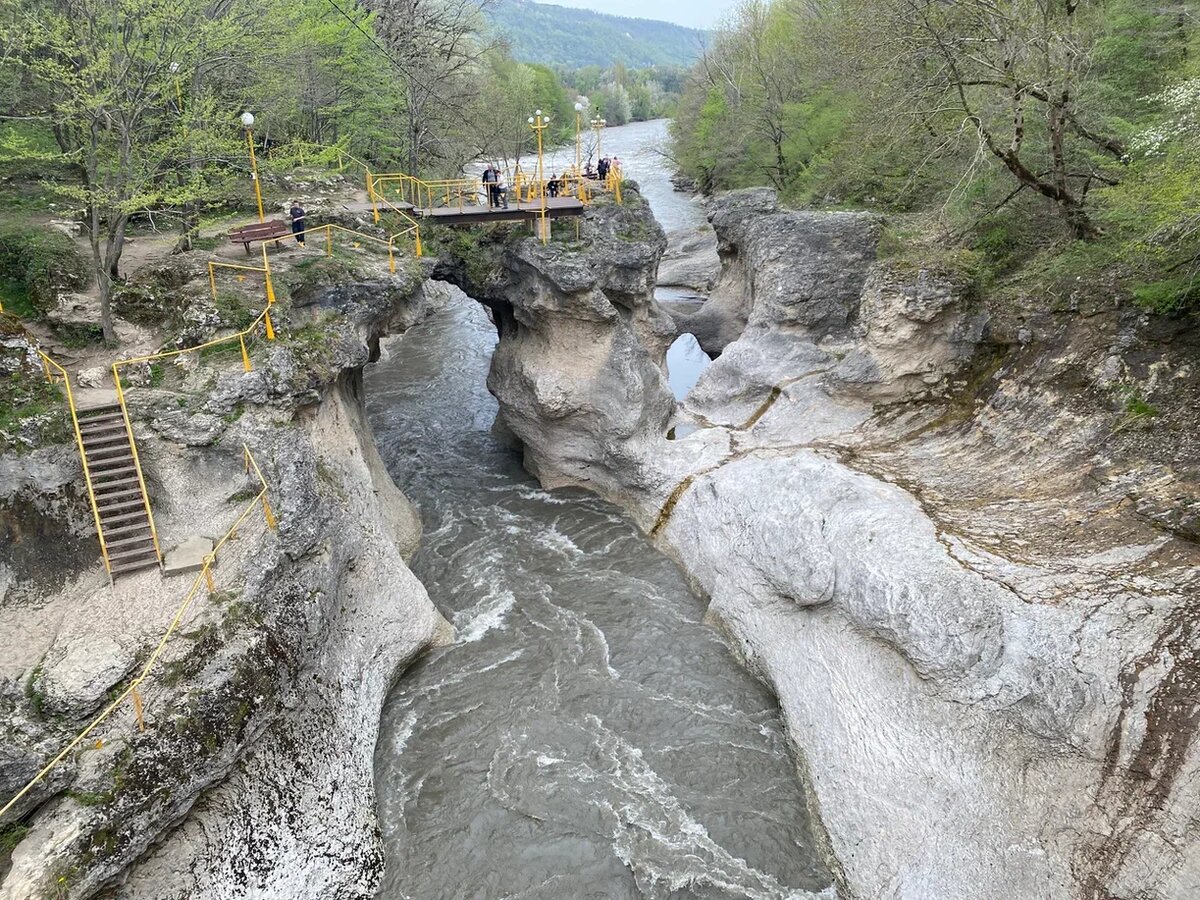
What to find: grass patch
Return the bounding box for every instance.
[0,279,37,318]
[52,321,105,349]
[0,823,30,855]
[0,373,69,452]
[1115,385,1160,432]
[0,224,90,319]
[212,290,261,331]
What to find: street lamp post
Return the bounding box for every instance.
[527,109,551,244]
[574,102,590,203]
[574,102,584,178]
[590,115,607,163]
[241,111,265,223]
[169,62,183,111]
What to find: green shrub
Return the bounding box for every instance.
[0,225,89,318]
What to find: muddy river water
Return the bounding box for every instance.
[367,119,833,900]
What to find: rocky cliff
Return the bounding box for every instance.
[460,186,1200,899]
[0,256,452,898]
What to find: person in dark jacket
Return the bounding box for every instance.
[481,164,499,208]
[289,201,306,246]
[547,174,559,198]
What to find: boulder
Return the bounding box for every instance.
[36,634,136,719]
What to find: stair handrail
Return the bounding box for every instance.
[109,302,278,569]
[36,351,114,577]
[111,366,162,568]
[0,443,277,823]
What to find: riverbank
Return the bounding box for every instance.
[442,176,1200,899]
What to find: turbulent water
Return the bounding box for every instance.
[367,120,832,899]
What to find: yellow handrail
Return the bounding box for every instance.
[111,368,161,567]
[0,443,277,821]
[109,299,278,570]
[36,352,113,577]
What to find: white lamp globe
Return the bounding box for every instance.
[535,109,542,116]
[574,102,583,112]
[240,112,255,127]
[528,117,534,124]
[169,62,179,74]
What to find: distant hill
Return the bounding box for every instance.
[486,0,706,69]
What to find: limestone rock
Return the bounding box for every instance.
[77,366,107,389]
[473,185,1200,900]
[36,634,136,719]
[163,536,213,575]
[657,226,720,292]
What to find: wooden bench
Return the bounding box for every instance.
[229,219,291,254]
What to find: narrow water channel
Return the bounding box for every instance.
[366,120,833,899]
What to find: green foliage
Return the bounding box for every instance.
[1115,384,1160,432]
[212,291,261,331]
[0,824,30,855]
[672,0,1200,314]
[0,225,89,318]
[53,322,106,349]
[1,371,69,452]
[485,0,705,69]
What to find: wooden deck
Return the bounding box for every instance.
[418,196,584,225]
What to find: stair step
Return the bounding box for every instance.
[96,488,144,504]
[98,506,150,524]
[84,448,132,460]
[102,521,151,538]
[105,533,156,551]
[92,476,142,492]
[91,464,137,479]
[80,420,127,434]
[110,556,160,577]
[79,412,126,427]
[107,545,159,563]
[83,432,131,446]
[77,405,121,418]
[85,453,133,468]
[80,423,129,440]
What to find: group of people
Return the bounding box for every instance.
[480,162,577,205]
[478,156,625,208]
[480,163,509,208]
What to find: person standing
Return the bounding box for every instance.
[481,164,498,208]
[289,200,306,247]
[547,173,559,198]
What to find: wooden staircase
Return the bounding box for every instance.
[76,403,160,578]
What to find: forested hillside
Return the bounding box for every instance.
[486,0,706,68]
[0,0,589,339]
[672,0,1200,314]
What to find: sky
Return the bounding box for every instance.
[535,0,732,29]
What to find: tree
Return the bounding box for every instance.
[3,0,251,340]
[368,0,501,177]
[834,0,1129,238]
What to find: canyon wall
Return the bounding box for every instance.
[0,269,450,899]
[465,186,1200,899]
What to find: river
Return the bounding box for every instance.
[366,119,833,899]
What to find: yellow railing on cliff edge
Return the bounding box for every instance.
[0,444,277,822]
[36,351,114,576]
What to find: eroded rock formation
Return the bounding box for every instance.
[0,265,451,899]
[468,186,1200,899]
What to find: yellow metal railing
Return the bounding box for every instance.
[0,443,277,822]
[369,172,485,213]
[36,351,114,577]
[107,297,277,572]
[363,178,424,256]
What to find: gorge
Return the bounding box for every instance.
[2,118,1198,900]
